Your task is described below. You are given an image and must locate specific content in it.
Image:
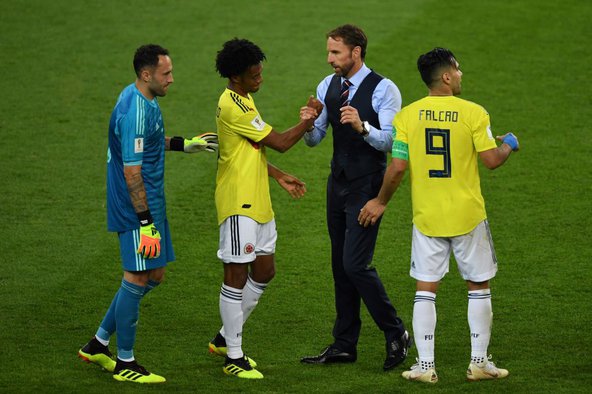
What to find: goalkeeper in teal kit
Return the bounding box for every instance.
[78,44,217,384]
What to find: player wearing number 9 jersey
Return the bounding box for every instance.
[359,48,519,384]
[392,95,496,237]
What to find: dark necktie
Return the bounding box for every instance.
[340,79,352,107]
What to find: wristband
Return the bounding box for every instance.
[137,210,153,226]
[170,136,185,152]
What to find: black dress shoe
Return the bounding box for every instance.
[383,330,412,371]
[301,345,357,364]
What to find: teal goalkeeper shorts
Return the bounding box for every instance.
[117,219,175,272]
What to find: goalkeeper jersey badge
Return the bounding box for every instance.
[134,138,144,153]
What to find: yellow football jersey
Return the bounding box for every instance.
[215,88,274,225]
[393,95,497,236]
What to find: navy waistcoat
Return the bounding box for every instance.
[326,71,386,180]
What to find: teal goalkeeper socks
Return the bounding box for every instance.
[115,279,145,360]
[96,279,159,343]
[97,288,121,341]
[143,279,161,296]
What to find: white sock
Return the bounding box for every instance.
[219,284,243,359]
[468,289,492,363]
[413,291,437,370]
[242,275,267,321]
[220,276,267,338]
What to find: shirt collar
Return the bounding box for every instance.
[133,83,158,106]
[342,63,370,87]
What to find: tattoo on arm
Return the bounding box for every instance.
[124,166,148,213]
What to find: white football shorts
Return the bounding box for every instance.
[217,215,277,264]
[410,220,498,282]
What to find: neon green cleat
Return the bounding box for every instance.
[78,337,116,372]
[223,356,263,379]
[208,333,227,357]
[112,359,166,384]
[466,356,509,381]
[209,333,257,367]
[402,359,438,384]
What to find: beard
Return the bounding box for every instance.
[332,59,354,78]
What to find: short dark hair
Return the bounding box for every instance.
[133,44,169,77]
[327,24,367,59]
[417,47,457,88]
[215,38,266,78]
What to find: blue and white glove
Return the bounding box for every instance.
[501,132,519,151]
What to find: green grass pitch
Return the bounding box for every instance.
[1,0,591,392]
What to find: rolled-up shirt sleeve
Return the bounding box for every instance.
[364,79,401,153]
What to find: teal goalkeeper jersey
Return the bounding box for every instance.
[106,83,166,232]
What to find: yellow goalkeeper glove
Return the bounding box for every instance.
[137,223,161,259]
[183,136,208,153]
[171,134,218,153]
[196,132,219,153]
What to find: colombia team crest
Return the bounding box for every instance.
[244,243,255,254]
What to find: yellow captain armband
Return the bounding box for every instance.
[392,140,409,160]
